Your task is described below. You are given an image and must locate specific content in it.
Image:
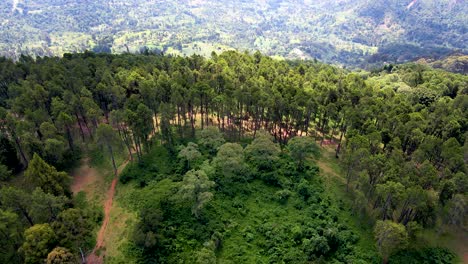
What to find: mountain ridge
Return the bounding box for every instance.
[0,0,466,68]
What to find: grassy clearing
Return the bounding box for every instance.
[69,144,130,262]
[89,145,127,183]
[70,145,126,203]
[315,145,377,252]
[101,190,139,264]
[71,159,104,201]
[417,227,466,263]
[99,145,176,263]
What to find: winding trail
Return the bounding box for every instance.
[71,155,133,264]
[84,158,131,264]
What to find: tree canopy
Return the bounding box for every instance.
[0,51,465,263]
[24,154,71,197]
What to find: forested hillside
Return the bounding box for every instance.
[1,0,466,67]
[0,51,466,263]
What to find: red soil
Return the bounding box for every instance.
[85,159,130,264]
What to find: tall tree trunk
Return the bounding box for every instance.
[205,101,209,126]
[320,117,328,147]
[108,144,117,176]
[189,103,195,137]
[133,135,142,162]
[81,111,92,139]
[253,107,260,138]
[335,127,345,158]
[346,165,353,192]
[382,195,392,220]
[65,126,74,152]
[238,104,243,140]
[177,106,182,136]
[13,136,28,167]
[305,109,312,136]
[18,206,34,226]
[182,104,187,129]
[154,113,159,133]
[200,96,204,129]
[221,112,225,131]
[122,129,133,161]
[74,112,86,142]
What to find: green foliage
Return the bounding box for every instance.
[0,187,68,226]
[0,135,21,172]
[43,138,66,165]
[197,126,225,155]
[0,209,22,263]
[194,247,216,264]
[120,145,173,184]
[72,192,103,226]
[52,208,94,252]
[0,164,12,181]
[132,206,163,250]
[287,136,320,171]
[374,220,408,261]
[177,169,215,218]
[25,154,71,197]
[96,123,122,174]
[118,139,378,263]
[46,247,77,264]
[274,189,292,204]
[96,124,121,148]
[442,194,467,227]
[0,50,465,262]
[244,133,280,173]
[439,180,456,205]
[1,172,88,262]
[159,102,175,148]
[213,142,249,187]
[126,102,154,156]
[178,142,202,170]
[29,188,68,224]
[296,179,314,201]
[20,223,57,264]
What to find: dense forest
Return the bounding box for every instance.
[1,0,467,68]
[0,51,466,263]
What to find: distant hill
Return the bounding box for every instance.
[0,0,466,67]
[427,55,468,74]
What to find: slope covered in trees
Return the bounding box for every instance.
[1,0,466,68]
[0,51,466,263]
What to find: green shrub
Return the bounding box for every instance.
[275,189,292,204]
[297,179,313,201]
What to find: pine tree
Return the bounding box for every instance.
[24,154,71,197]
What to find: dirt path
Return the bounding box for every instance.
[71,158,100,195]
[71,156,132,264]
[316,143,340,175]
[84,158,130,264]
